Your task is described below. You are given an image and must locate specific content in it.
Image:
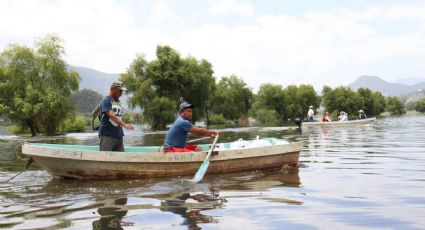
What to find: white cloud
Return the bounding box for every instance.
[209,0,255,16]
[0,1,424,90]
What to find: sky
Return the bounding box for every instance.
[1,0,424,90]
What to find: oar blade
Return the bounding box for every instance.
[191,160,210,183]
[189,135,219,183]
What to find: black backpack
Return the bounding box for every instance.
[91,96,112,130]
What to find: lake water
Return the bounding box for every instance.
[1,115,425,229]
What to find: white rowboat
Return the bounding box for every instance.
[22,138,301,180]
[302,117,376,127]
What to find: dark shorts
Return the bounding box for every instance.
[99,136,124,152]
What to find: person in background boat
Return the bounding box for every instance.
[338,111,348,122]
[322,112,332,122]
[358,110,367,119]
[321,112,327,122]
[163,102,219,153]
[98,81,134,152]
[326,112,333,121]
[307,105,316,122]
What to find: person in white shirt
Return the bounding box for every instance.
[307,106,315,122]
[338,111,348,122]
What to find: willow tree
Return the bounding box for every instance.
[211,75,253,124]
[284,84,321,120]
[120,46,215,130]
[322,86,363,116]
[357,88,385,116]
[251,83,286,124]
[251,84,320,123]
[415,98,425,113]
[386,96,406,115]
[0,35,79,136]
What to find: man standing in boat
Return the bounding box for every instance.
[358,110,368,119]
[98,81,134,151]
[307,105,316,122]
[163,102,219,153]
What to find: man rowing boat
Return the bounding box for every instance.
[163,102,219,153]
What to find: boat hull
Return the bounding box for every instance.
[22,142,301,179]
[302,117,376,127]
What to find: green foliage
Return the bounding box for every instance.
[122,111,144,124]
[251,83,320,123]
[10,125,29,135]
[211,75,253,123]
[71,89,103,114]
[59,114,87,132]
[322,86,363,116]
[251,84,285,123]
[143,97,176,130]
[414,98,425,113]
[284,84,321,120]
[120,46,215,130]
[208,114,228,125]
[180,57,215,122]
[0,34,79,136]
[357,88,385,116]
[322,86,386,117]
[385,96,406,115]
[252,109,279,126]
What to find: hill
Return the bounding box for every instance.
[71,89,103,115]
[68,65,120,95]
[394,77,425,86]
[69,65,131,109]
[348,75,425,96]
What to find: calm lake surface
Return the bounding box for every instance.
[1,115,425,229]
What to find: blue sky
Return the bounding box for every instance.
[0,0,424,90]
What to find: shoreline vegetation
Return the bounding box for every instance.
[1,112,423,136]
[1,35,424,136]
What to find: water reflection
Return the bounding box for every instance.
[2,169,298,229]
[158,192,221,229]
[92,198,131,230]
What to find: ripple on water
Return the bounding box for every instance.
[1,115,425,229]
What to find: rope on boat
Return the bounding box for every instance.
[3,142,32,182]
[4,157,34,183]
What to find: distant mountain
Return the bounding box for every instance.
[69,65,132,109]
[394,77,425,86]
[68,65,120,95]
[348,75,425,96]
[403,89,425,101]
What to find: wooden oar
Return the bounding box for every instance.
[190,135,219,183]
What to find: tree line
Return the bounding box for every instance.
[0,35,420,135]
[120,45,409,129]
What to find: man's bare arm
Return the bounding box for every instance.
[189,126,218,137]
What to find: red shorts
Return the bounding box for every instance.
[164,144,198,153]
